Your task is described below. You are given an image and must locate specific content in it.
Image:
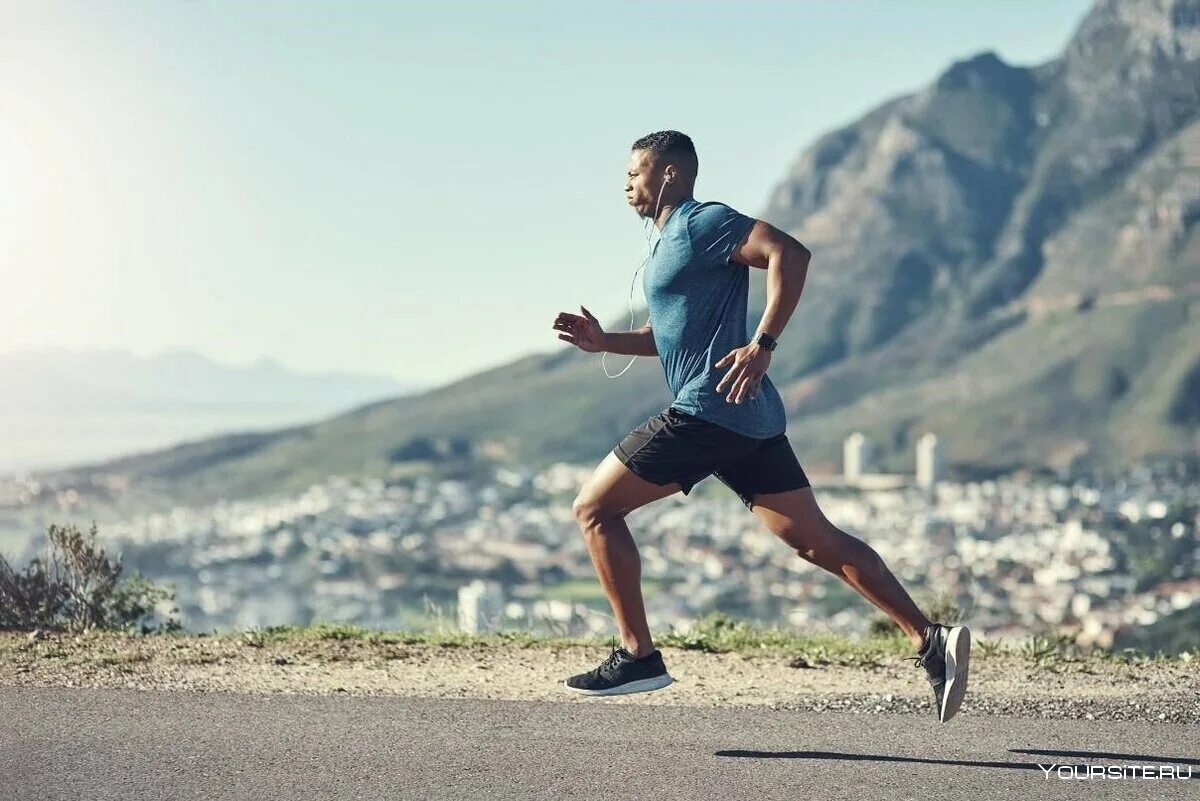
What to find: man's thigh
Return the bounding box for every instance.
[575,451,683,519]
[748,486,829,551]
[713,432,812,512]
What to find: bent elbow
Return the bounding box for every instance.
[786,239,811,270]
[796,240,812,265]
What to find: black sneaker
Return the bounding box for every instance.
[910,623,971,722]
[563,639,674,696]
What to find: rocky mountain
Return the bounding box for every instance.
[52,0,1200,502]
[756,0,1199,471]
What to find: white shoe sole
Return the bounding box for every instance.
[563,673,674,697]
[939,626,971,722]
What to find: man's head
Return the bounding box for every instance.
[625,130,698,219]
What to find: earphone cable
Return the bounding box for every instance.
[602,179,668,379]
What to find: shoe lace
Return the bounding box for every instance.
[594,636,626,676]
[908,627,936,669]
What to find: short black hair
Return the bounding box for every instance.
[631,130,698,175]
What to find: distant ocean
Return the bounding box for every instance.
[0,405,328,474]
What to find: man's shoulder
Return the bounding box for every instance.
[685,199,740,228]
[687,198,736,215]
[684,199,755,239]
[680,200,757,265]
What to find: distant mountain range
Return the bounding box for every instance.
[0,349,416,471]
[51,0,1200,502]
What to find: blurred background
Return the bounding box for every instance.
[2,0,1198,652]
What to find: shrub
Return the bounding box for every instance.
[0,522,181,634]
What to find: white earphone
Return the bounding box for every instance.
[601,174,671,378]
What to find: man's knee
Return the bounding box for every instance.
[768,510,826,553]
[572,490,620,530]
[790,530,825,564]
[787,520,865,566]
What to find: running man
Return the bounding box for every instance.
[550,130,971,722]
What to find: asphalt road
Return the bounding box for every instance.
[3,687,1198,800]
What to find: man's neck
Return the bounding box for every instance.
[654,195,693,230]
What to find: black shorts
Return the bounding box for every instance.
[612,406,811,510]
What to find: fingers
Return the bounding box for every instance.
[552,313,585,335]
[715,346,769,402]
[714,351,738,392]
[719,366,762,403]
[580,305,597,322]
[730,374,748,403]
[730,374,760,404]
[715,363,741,394]
[557,332,577,345]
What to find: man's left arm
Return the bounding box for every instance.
[713,220,811,403]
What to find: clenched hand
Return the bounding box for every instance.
[552,306,606,353]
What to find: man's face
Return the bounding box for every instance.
[624,149,665,218]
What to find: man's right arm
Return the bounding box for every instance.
[603,324,657,356]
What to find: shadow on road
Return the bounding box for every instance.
[1011,748,1200,770]
[715,749,1197,778]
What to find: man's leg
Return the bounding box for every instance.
[572,451,683,657]
[748,487,932,650]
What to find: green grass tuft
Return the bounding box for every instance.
[9,610,1199,670]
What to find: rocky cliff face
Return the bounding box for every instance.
[753,0,1199,471]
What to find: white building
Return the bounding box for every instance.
[843,432,872,483]
[916,433,943,490]
[457,579,506,633]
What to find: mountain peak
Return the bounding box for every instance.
[933,50,1014,90]
[1065,0,1200,68]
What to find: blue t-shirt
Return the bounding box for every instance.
[644,197,787,439]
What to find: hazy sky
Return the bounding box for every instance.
[3,0,1092,387]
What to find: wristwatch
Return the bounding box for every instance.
[753,332,778,352]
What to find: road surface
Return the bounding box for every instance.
[2,687,1197,800]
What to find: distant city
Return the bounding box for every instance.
[2,431,1195,653]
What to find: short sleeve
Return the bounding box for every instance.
[685,201,756,267]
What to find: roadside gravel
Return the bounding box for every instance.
[2,631,1196,723]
